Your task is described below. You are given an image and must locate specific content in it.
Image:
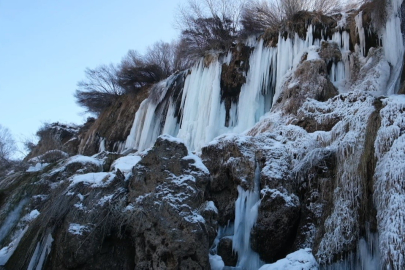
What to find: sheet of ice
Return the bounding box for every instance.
[0,227,28,265]
[233,162,263,269]
[381,0,405,94]
[98,138,106,152]
[70,172,115,187]
[374,96,405,267]
[0,198,28,244]
[124,73,185,151]
[176,58,225,150]
[259,249,318,270]
[355,11,366,57]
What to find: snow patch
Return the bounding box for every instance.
[259,249,318,270]
[26,163,49,172]
[70,172,116,187]
[68,223,90,235]
[111,155,141,179]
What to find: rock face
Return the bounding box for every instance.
[77,90,149,156]
[251,189,300,262]
[201,137,256,226]
[217,237,237,266]
[273,42,339,115]
[3,2,405,269]
[126,135,215,269]
[1,136,216,270]
[25,123,81,162]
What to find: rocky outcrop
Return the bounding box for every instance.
[126,135,215,269]
[77,90,149,156]
[201,136,256,226]
[273,42,339,115]
[1,136,216,270]
[251,189,300,262]
[25,123,80,162]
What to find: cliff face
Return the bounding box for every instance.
[77,89,149,156]
[2,1,405,269]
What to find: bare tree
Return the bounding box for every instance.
[117,48,168,93]
[0,125,16,170]
[75,64,123,115]
[77,64,123,96]
[176,0,247,58]
[145,41,176,76]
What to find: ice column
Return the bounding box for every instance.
[232,162,263,270]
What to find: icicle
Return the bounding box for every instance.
[233,39,274,133]
[381,0,405,94]
[98,138,105,152]
[176,59,226,150]
[355,11,366,57]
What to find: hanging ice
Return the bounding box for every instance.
[232,162,263,270]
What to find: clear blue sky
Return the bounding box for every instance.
[0,0,185,155]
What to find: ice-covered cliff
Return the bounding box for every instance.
[1,0,405,269]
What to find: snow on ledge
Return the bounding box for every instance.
[66,155,103,167]
[259,248,318,270]
[159,134,185,144]
[182,153,209,174]
[70,172,115,188]
[26,163,49,172]
[111,155,141,179]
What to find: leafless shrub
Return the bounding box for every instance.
[175,0,247,59]
[241,0,342,36]
[75,64,122,115]
[241,0,283,35]
[145,41,176,75]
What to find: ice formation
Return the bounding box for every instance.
[232,162,263,270]
[123,24,355,153]
[2,0,405,269]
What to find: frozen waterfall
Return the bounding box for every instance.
[124,25,353,153]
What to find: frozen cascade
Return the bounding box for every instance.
[273,25,351,104]
[382,0,405,94]
[124,39,278,152]
[231,39,275,133]
[27,233,53,270]
[232,161,263,270]
[124,25,353,153]
[321,232,380,270]
[355,11,366,57]
[0,198,28,244]
[124,72,186,151]
[209,223,235,270]
[176,59,224,150]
